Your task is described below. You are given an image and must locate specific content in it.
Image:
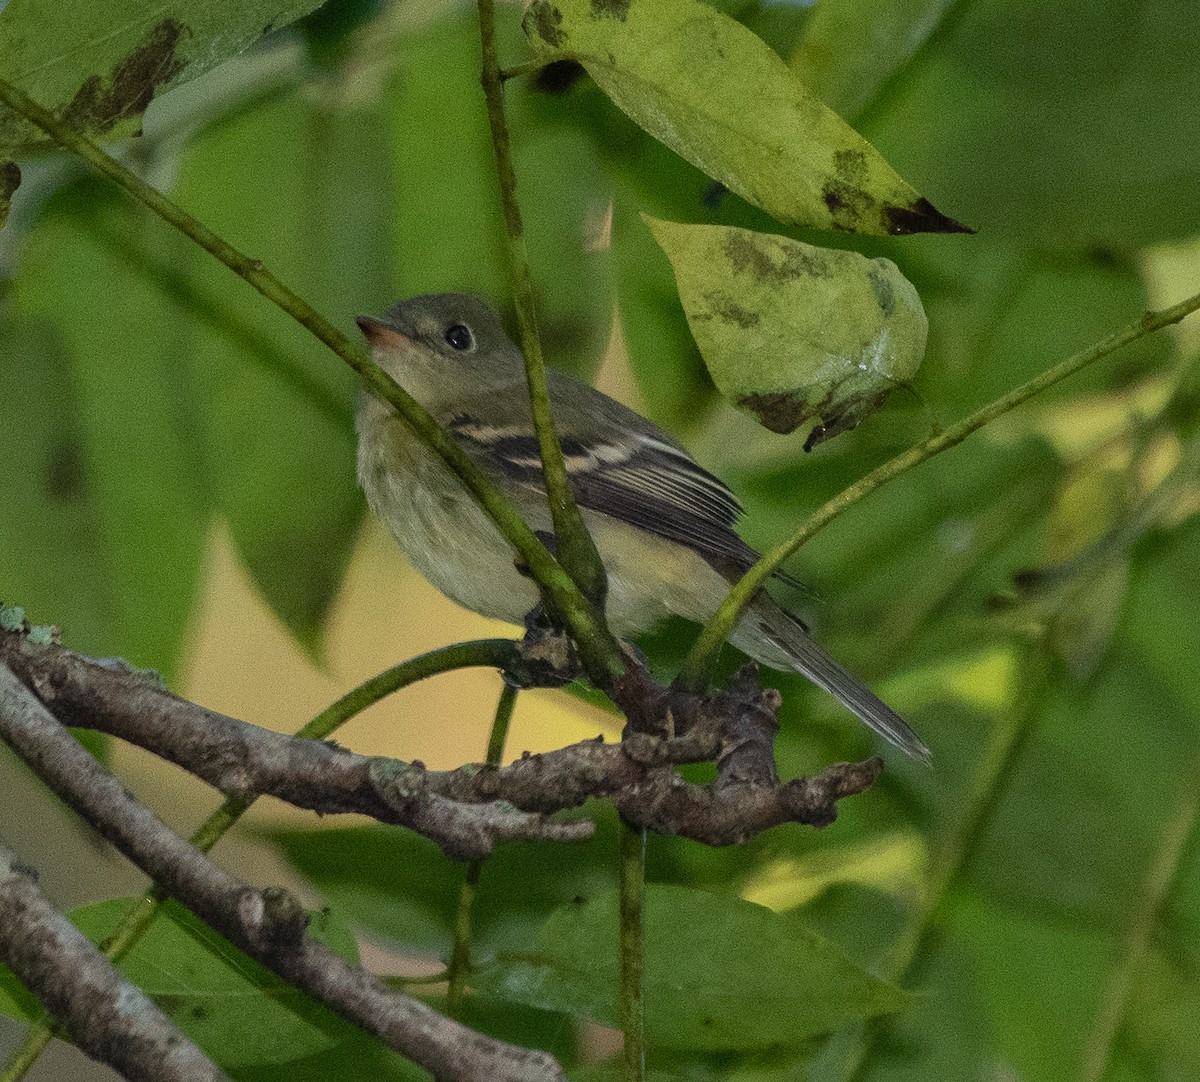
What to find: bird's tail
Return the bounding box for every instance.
[742,602,932,765]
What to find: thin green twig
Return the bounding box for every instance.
[1079,754,1200,1082]
[0,1021,51,1082]
[0,640,523,1082]
[678,291,1200,692]
[619,821,647,1082]
[500,59,548,82]
[475,0,610,612]
[384,971,451,988]
[446,681,519,1018]
[0,75,625,687]
[832,640,1051,1082]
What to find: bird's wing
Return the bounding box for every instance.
[444,380,762,573]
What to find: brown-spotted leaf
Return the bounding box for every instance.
[647,217,927,445]
[0,0,326,151]
[523,0,968,236]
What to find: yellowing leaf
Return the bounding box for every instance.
[646,217,928,444]
[524,0,968,236]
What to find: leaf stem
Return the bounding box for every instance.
[0,75,625,687]
[678,290,1200,691]
[0,640,524,1082]
[619,821,647,1082]
[475,0,610,613]
[446,681,520,1018]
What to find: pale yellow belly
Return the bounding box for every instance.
[356,410,734,637]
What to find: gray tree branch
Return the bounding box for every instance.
[1,628,879,851]
[0,662,567,1082]
[0,844,230,1082]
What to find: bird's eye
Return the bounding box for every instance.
[444,323,474,351]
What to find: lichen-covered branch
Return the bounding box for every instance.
[1,628,877,853]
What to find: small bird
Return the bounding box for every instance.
[356,294,930,763]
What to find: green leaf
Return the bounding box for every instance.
[862,237,1171,421]
[1005,554,1132,681]
[646,217,927,443]
[855,0,1200,247]
[475,884,906,1050]
[947,252,1168,414]
[522,0,967,236]
[76,899,359,1068]
[941,519,1200,1081]
[265,820,616,956]
[0,961,42,1024]
[230,1036,432,1082]
[8,181,207,675]
[963,657,1188,927]
[963,518,1200,928]
[0,898,363,1065]
[612,201,718,433]
[1126,950,1200,1074]
[0,311,111,655]
[232,1032,429,1082]
[791,0,956,120]
[810,936,989,1082]
[442,992,580,1069]
[0,0,326,151]
[947,889,1110,1082]
[169,89,375,648]
[266,826,461,952]
[1119,515,1200,719]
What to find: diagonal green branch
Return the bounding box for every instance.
[0,75,625,687]
[678,289,1200,691]
[829,640,1051,1082]
[1079,751,1200,1082]
[476,0,610,611]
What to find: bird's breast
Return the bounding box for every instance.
[356,407,539,623]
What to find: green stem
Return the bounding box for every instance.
[446,682,519,1018]
[1079,753,1200,1082]
[499,59,549,82]
[475,0,610,613]
[0,1030,49,1082]
[385,971,451,987]
[678,291,1200,692]
[833,640,1051,1082]
[619,821,647,1082]
[296,639,523,742]
[888,642,1049,974]
[0,75,624,687]
[0,640,523,1082]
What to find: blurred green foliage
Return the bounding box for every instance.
[2,0,1199,1080]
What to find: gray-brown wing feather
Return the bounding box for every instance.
[444,377,761,573]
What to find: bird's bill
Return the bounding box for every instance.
[355,314,416,351]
